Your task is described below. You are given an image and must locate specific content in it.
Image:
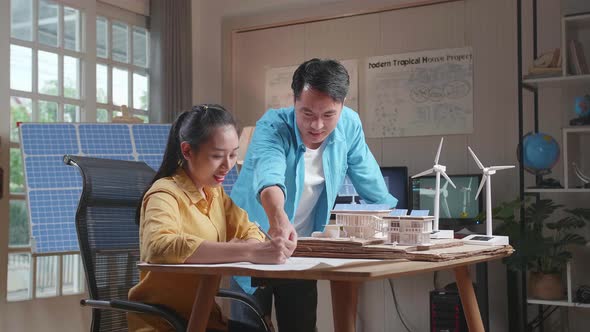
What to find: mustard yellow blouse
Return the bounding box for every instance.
[128,168,264,332]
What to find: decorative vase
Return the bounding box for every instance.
[529,272,564,300]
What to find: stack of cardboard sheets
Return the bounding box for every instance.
[293,237,514,262]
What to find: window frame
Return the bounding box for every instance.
[95,2,150,123]
[4,0,150,302]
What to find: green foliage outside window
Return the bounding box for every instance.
[9,201,30,246]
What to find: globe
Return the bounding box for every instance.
[574,95,590,118]
[519,132,560,175]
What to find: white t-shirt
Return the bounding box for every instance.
[293,143,326,236]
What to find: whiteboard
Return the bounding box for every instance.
[364,47,473,138]
[265,59,359,111]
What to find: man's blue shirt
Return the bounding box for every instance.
[231,106,398,235]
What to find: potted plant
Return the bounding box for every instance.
[481,198,590,300]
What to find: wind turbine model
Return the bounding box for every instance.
[462,147,514,246]
[412,137,456,239]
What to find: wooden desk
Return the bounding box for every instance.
[139,252,510,332]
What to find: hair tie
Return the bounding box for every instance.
[191,104,211,114]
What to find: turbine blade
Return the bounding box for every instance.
[441,171,457,189]
[435,137,444,164]
[468,146,484,169]
[489,165,515,171]
[475,175,487,200]
[412,168,434,178]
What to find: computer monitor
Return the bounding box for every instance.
[335,166,408,209]
[409,174,483,228]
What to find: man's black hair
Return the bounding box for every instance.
[291,58,349,103]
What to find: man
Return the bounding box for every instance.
[230,58,397,331]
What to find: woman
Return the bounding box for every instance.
[128,104,289,332]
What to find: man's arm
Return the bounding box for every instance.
[260,186,297,255]
[247,118,297,253]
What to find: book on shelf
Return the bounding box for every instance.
[524,67,562,80]
[568,39,589,75]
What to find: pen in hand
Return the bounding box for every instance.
[254,221,273,241]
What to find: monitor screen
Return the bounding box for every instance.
[335,166,408,209]
[409,174,483,227]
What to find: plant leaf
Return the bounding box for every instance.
[546,222,558,230]
[525,199,562,227]
[554,216,586,230]
[557,233,587,246]
[564,208,590,222]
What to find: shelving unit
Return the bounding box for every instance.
[527,300,590,308]
[525,188,590,193]
[516,1,590,331]
[523,74,590,88]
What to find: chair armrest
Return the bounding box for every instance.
[216,289,270,331]
[81,299,187,332]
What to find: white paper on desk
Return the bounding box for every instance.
[179,257,377,271]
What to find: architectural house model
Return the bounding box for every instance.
[327,204,435,245]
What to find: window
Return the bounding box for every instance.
[95,16,149,123]
[7,0,150,301]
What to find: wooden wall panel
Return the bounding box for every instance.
[304,14,381,60]
[234,25,305,126]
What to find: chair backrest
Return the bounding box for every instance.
[65,155,155,332]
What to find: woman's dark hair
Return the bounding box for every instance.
[136,104,237,224]
[291,58,350,103]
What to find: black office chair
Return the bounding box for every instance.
[64,155,270,332]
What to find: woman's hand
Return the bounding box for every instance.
[186,238,291,265]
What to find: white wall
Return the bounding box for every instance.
[191,0,517,331]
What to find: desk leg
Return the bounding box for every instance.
[330,280,359,332]
[187,274,221,332]
[454,266,485,332]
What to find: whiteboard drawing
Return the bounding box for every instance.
[265,65,298,110]
[265,59,359,111]
[364,47,473,138]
